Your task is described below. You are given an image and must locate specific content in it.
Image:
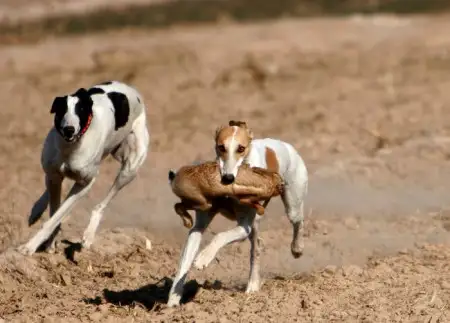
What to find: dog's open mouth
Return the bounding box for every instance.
[63,135,76,142]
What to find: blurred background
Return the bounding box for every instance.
[1,1,450,321]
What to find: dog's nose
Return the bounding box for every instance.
[63,126,75,137]
[221,174,235,185]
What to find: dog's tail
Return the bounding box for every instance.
[168,170,176,183]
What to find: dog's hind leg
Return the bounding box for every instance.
[246,217,262,293]
[82,114,149,249]
[17,179,95,256]
[282,170,308,259]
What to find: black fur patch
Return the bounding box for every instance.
[51,96,68,132]
[107,92,130,131]
[137,96,141,103]
[51,96,67,114]
[72,88,94,133]
[100,81,113,85]
[87,87,105,95]
[72,87,90,99]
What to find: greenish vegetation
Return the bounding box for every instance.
[1,0,450,42]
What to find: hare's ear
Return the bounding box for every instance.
[229,120,248,129]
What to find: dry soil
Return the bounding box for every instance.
[0,9,450,323]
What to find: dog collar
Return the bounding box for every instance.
[78,113,93,138]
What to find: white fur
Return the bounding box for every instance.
[219,126,245,177]
[17,81,150,255]
[168,137,308,307]
[61,97,81,135]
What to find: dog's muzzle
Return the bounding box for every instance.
[62,126,76,141]
[221,174,235,185]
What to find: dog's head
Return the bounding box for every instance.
[214,120,253,184]
[50,88,94,143]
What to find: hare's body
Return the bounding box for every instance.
[169,161,283,228]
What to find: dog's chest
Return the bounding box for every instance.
[59,159,98,184]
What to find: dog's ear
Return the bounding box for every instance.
[50,96,66,114]
[229,120,253,140]
[215,125,225,141]
[248,129,254,140]
[229,120,248,129]
[72,88,90,101]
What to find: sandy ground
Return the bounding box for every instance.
[0,12,450,322]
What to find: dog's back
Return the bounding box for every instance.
[92,81,145,117]
[91,80,146,127]
[87,80,148,154]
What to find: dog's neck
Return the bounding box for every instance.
[79,113,93,138]
[243,140,254,164]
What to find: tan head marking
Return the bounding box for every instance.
[215,120,253,180]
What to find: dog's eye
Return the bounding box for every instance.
[237,145,246,153]
[217,145,226,153]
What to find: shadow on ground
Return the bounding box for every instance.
[83,277,234,310]
[84,277,201,310]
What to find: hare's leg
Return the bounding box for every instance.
[174,203,195,229]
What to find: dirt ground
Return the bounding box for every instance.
[1,9,450,322]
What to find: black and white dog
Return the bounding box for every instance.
[17,80,150,255]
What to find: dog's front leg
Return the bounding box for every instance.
[194,212,253,270]
[167,211,213,307]
[17,179,95,256]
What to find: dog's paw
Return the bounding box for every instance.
[16,244,34,256]
[245,280,261,293]
[82,221,99,249]
[46,244,57,254]
[291,239,304,259]
[194,250,214,270]
[167,295,182,307]
[82,235,94,249]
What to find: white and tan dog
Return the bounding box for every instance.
[17,80,149,256]
[168,120,308,307]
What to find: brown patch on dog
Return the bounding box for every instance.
[265,147,279,173]
[229,120,248,128]
[215,123,253,161]
[215,126,237,146]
